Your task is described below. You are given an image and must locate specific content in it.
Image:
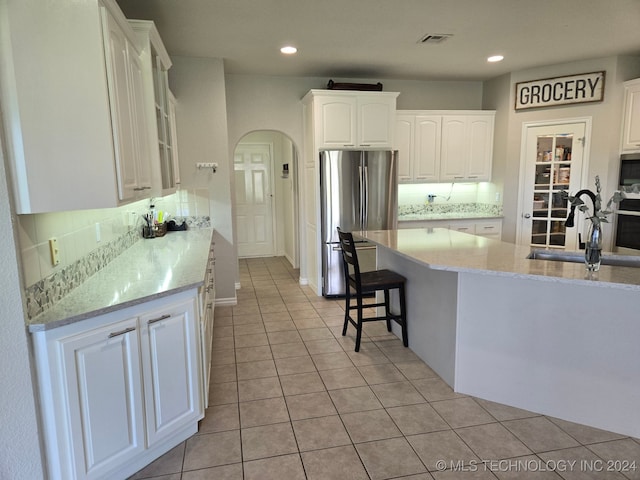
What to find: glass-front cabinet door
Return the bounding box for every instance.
[520,123,586,249]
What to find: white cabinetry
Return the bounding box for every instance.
[103,9,153,202]
[301,89,399,293]
[59,317,145,479]
[395,111,495,183]
[129,20,180,194]
[33,290,203,480]
[304,90,399,149]
[399,218,502,239]
[621,78,640,152]
[198,239,216,407]
[0,0,168,213]
[395,114,441,182]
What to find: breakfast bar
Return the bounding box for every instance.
[357,228,640,438]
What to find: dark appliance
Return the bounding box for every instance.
[618,153,640,189]
[614,198,640,253]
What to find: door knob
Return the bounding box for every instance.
[524,213,531,218]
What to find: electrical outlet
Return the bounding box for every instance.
[49,238,60,266]
[95,223,101,243]
[495,192,501,202]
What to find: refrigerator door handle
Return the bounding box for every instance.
[332,245,376,251]
[358,164,364,230]
[363,164,369,230]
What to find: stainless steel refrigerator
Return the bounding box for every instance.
[320,150,398,296]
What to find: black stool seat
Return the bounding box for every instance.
[337,227,408,352]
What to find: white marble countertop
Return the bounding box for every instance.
[27,228,214,332]
[357,228,640,291]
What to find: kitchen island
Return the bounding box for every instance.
[357,228,640,438]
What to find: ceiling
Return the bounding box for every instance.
[116,0,640,82]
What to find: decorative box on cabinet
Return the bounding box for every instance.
[303,90,399,149]
[32,290,203,480]
[621,78,640,152]
[0,0,159,213]
[395,111,495,183]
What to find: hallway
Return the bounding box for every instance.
[130,257,640,479]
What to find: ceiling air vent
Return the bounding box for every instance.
[418,33,453,44]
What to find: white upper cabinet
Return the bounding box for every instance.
[621,78,640,152]
[102,8,153,202]
[0,0,165,213]
[129,20,179,195]
[396,111,494,183]
[304,90,399,149]
[440,114,494,181]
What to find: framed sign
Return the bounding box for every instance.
[515,71,605,111]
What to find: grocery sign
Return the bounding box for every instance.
[515,71,605,111]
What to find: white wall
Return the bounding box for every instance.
[0,118,45,478]
[170,56,237,302]
[225,74,484,286]
[483,55,640,247]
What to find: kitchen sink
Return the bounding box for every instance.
[527,249,640,268]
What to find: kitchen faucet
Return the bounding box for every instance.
[564,189,597,228]
[564,189,597,249]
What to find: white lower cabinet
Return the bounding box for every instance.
[33,290,203,480]
[399,218,502,239]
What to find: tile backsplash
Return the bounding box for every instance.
[18,189,211,319]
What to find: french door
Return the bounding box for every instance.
[518,121,589,250]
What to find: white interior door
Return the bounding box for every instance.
[518,121,588,249]
[235,143,275,257]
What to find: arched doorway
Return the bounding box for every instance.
[233,130,299,267]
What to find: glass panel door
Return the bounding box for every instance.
[519,122,586,250]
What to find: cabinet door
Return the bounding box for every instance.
[168,90,181,187]
[140,297,202,446]
[395,115,414,182]
[358,96,395,148]
[414,116,441,182]
[440,116,468,181]
[102,9,138,202]
[128,50,153,192]
[448,220,476,234]
[622,80,640,152]
[316,96,357,148]
[466,115,493,181]
[61,317,145,480]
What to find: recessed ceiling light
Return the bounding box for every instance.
[280,46,297,55]
[487,55,504,63]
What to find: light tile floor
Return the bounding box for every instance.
[130,256,640,480]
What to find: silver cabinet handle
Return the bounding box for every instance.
[148,314,171,325]
[108,326,135,338]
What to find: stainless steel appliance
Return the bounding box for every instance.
[320,150,398,296]
[619,153,640,191]
[614,198,640,253]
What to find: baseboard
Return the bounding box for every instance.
[235,282,241,290]
[298,277,308,285]
[215,296,238,306]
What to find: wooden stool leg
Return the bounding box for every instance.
[342,285,351,337]
[355,296,364,352]
[399,283,408,347]
[384,289,392,332]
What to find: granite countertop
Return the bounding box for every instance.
[357,228,640,291]
[28,228,214,332]
[398,213,503,221]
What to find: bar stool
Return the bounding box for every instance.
[337,227,408,352]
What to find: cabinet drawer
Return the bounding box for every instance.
[475,220,503,237]
[448,221,476,234]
